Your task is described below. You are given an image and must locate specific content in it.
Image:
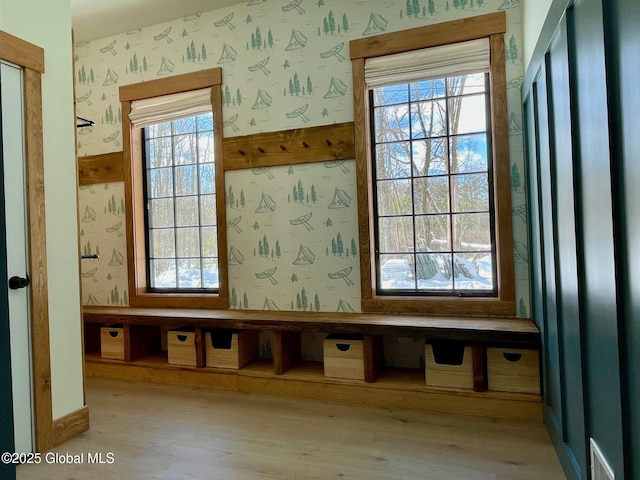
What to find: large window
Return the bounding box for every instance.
[350,13,515,315]
[143,113,219,292]
[372,73,495,295]
[120,68,228,308]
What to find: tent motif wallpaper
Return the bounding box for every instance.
[226,160,359,312]
[75,0,524,153]
[78,182,128,306]
[75,0,530,318]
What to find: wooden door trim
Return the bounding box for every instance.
[1,30,54,452]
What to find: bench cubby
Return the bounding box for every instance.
[101,325,125,360]
[487,347,541,394]
[205,329,259,369]
[167,328,198,366]
[424,340,478,390]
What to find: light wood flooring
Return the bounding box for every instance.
[18,378,565,480]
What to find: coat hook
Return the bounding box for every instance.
[302,141,309,148]
[326,139,332,146]
[258,147,265,153]
[238,149,245,156]
[280,145,287,151]
[76,116,94,128]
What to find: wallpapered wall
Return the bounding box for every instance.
[76,0,529,326]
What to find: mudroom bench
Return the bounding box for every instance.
[83,306,542,421]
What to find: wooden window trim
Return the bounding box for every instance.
[120,68,228,309]
[350,12,516,316]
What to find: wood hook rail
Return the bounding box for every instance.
[222,122,355,171]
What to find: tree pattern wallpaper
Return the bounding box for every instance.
[78,182,129,306]
[226,160,360,312]
[76,0,529,331]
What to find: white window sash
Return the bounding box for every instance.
[129,88,212,128]
[364,38,490,88]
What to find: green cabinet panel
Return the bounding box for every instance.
[570,0,625,474]
[546,15,587,478]
[605,0,640,477]
[524,0,640,477]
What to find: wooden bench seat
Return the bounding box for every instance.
[82,306,541,420]
[83,306,539,346]
[84,305,539,384]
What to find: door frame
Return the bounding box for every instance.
[0,30,54,452]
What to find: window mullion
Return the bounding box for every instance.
[171,121,179,289]
[196,119,204,288]
[445,78,456,293]
[142,128,154,290]
[484,71,499,292]
[369,89,382,285]
[408,84,418,293]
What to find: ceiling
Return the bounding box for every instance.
[71,0,241,43]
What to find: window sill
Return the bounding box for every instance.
[129,291,228,309]
[361,295,516,316]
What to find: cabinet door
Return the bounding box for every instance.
[525,63,564,441]
[570,0,624,475]
[547,15,587,477]
[609,0,640,475]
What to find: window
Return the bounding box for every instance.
[372,71,496,296]
[120,68,228,308]
[143,113,218,292]
[350,13,515,315]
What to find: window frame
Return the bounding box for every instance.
[369,72,498,297]
[120,68,228,308]
[350,12,516,315]
[141,113,219,294]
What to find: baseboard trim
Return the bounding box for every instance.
[543,406,583,480]
[53,405,90,448]
[85,357,542,421]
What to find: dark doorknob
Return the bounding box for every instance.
[8,276,29,290]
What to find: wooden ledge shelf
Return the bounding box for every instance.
[83,306,540,346]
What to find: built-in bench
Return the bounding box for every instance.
[82,306,542,421]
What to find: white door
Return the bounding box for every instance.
[1,60,34,454]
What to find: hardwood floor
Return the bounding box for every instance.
[18,378,565,479]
